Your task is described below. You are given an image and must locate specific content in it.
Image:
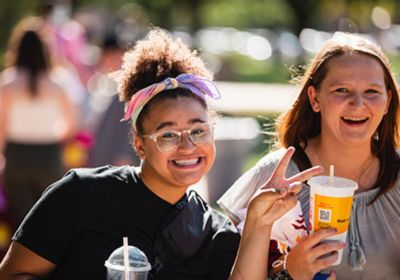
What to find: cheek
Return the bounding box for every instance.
[204,143,216,164]
[320,97,344,116]
[143,144,166,162]
[365,96,390,115]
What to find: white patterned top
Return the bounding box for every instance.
[218,149,400,280]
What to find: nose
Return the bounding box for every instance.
[350,92,364,107]
[177,132,196,151]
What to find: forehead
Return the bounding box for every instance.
[323,53,385,84]
[142,96,208,131]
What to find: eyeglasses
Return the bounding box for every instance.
[141,123,214,152]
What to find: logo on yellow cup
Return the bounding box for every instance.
[313,194,353,233]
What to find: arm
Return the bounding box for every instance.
[0,87,9,153]
[0,87,10,174]
[0,241,56,280]
[230,191,290,280]
[230,147,323,280]
[0,172,80,280]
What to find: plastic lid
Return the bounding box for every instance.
[309,175,358,197]
[309,175,357,189]
[104,245,151,272]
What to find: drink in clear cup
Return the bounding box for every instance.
[309,175,358,266]
[105,245,151,280]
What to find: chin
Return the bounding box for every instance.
[173,174,205,188]
[342,136,372,146]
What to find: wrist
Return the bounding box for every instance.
[243,213,274,233]
[241,221,272,245]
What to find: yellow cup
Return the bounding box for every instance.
[309,175,358,266]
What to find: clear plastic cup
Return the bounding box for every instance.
[309,175,358,266]
[105,245,151,280]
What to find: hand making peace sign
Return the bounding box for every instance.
[246,146,323,228]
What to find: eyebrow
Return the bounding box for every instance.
[327,82,385,88]
[154,118,206,132]
[368,83,385,88]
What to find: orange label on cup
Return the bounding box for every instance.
[313,194,353,233]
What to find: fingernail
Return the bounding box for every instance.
[330,269,336,276]
[330,228,338,233]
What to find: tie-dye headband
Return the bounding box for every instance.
[122,73,221,130]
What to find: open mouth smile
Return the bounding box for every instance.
[341,116,369,124]
[171,157,204,168]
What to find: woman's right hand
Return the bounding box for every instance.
[246,146,322,229]
[286,229,345,280]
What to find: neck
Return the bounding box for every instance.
[306,137,378,192]
[139,163,188,205]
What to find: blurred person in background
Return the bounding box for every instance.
[38,1,88,119]
[38,2,93,170]
[87,33,140,167]
[219,32,400,279]
[0,16,77,230]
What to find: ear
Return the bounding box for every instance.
[384,89,392,115]
[307,85,321,112]
[134,135,146,160]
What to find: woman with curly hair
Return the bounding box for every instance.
[0,28,321,280]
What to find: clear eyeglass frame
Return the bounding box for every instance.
[140,123,215,152]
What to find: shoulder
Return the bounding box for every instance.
[40,77,70,101]
[67,165,132,179]
[236,148,288,187]
[44,76,65,92]
[66,165,134,186]
[256,148,300,176]
[256,148,287,167]
[43,165,134,196]
[0,78,19,99]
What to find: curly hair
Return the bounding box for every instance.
[112,28,214,134]
[114,28,212,103]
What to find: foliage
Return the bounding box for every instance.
[199,0,295,29]
[2,0,400,79]
[225,54,293,83]
[0,0,40,56]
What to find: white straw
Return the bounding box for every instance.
[329,165,334,185]
[123,237,130,280]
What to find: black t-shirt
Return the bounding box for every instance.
[13,166,240,279]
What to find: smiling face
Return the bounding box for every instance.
[134,96,215,200]
[307,53,392,147]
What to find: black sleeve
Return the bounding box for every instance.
[12,170,80,264]
[204,227,240,280]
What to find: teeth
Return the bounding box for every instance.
[342,117,368,121]
[173,158,199,166]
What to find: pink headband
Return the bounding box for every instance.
[122,73,221,130]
